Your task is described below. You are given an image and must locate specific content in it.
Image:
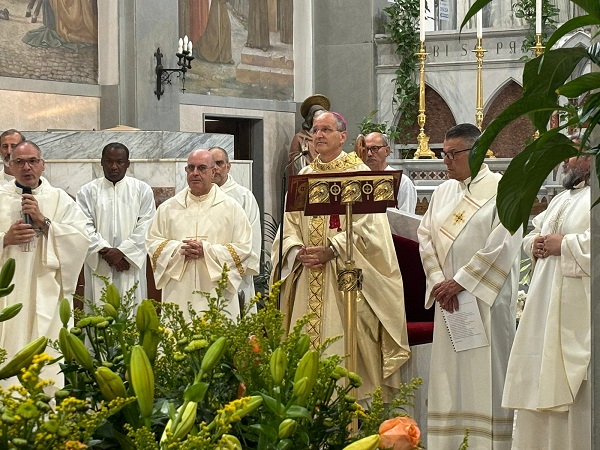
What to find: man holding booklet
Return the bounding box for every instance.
[417,124,522,450]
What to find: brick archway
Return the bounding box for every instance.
[399,86,456,146]
[482,80,535,158]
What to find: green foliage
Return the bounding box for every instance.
[511,0,559,54]
[0,267,423,449]
[0,353,132,449]
[462,0,599,233]
[384,0,420,143]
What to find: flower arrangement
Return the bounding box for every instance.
[0,259,440,449]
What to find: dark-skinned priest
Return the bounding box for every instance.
[272,111,410,400]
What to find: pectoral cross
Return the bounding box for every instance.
[453,211,465,225]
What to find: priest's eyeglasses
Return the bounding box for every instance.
[440,148,471,160]
[185,164,214,173]
[11,157,43,167]
[366,145,387,154]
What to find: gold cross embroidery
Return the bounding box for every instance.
[453,211,465,225]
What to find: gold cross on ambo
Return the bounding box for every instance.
[453,211,465,225]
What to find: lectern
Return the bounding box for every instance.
[286,170,401,418]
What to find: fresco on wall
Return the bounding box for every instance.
[178,0,293,101]
[0,0,98,84]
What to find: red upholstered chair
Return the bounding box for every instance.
[392,234,434,345]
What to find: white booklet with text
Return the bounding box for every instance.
[441,291,489,352]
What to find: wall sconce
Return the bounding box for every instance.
[154,35,194,100]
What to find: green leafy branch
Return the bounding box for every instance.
[512,0,560,55]
[384,0,420,143]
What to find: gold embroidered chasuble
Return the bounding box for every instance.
[272,152,410,399]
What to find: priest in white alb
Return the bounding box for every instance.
[418,124,521,449]
[0,129,24,185]
[146,149,258,321]
[363,131,417,214]
[503,153,591,450]
[209,146,261,310]
[272,111,410,400]
[0,141,89,386]
[77,142,156,303]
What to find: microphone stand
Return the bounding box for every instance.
[276,148,309,310]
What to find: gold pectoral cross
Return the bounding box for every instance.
[453,211,465,225]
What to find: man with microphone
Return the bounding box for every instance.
[0,140,89,385]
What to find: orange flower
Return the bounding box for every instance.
[249,335,261,353]
[379,416,420,450]
[237,382,247,398]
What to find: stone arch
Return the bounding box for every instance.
[482,79,535,158]
[397,84,456,146]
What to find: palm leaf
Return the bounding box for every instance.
[497,133,577,233]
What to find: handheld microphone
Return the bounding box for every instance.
[21,186,33,225]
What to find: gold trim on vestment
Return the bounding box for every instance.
[463,265,502,293]
[152,240,170,270]
[225,244,245,276]
[310,152,364,172]
[307,215,326,348]
[473,253,508,279]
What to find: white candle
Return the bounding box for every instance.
[535,0,542,34]
[183,35,189,48]
[178,38,183,54]
[187,41,193,54]
[476,10,482,38]
[420,0,425,42]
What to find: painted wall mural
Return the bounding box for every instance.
[178,0,294,101]
[0,0,98,84]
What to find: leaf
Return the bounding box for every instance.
[588,41,600,65]
[260,393,285,417]
[459,0,493,32]
[557,73,600,98]
[184,382,208,402]
[570,0,600,19]
[523,47,589,97]
[285,405,312,420]
[545,15,599,50]
[469,96,566,178]
[497,134,578,233]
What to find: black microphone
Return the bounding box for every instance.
[21,186,33,225]
[284,150,309,175]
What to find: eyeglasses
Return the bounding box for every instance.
[440,148,471,160]
[185,164,214,173]
[11,157,43,167]
[310,127,337,135]
[366,145,388,154]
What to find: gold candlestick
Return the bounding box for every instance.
[473,37,494,158]
[413,41,437,159]
[532,34,545,139]
[532,33,545,58]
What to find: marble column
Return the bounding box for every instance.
[99,0,181,131]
